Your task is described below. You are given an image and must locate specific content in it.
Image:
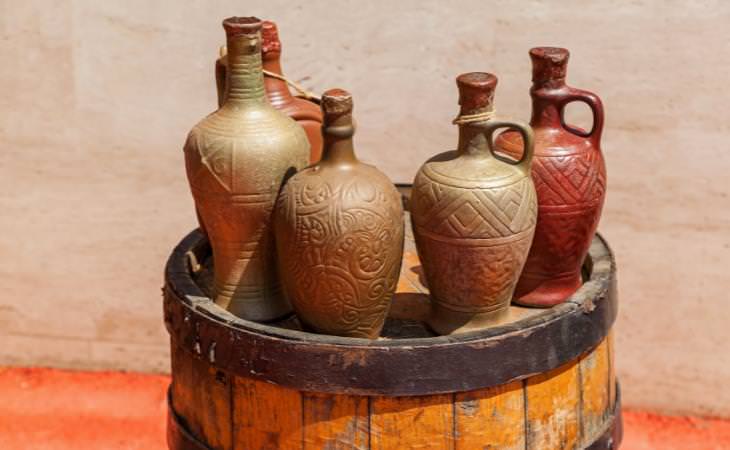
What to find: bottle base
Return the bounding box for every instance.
[214,293,293,323]
[512,273,582,308]
[426,302,510,336]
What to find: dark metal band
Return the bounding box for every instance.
[166,384,623,450]
[167,399,210,450]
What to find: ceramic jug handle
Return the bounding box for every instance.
[215,46,227,108]
[560,87,604,145]
[486,119,535,174]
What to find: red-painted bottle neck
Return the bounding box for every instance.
[262,54,296,106]
[529,84,566,128]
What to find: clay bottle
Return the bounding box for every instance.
[184,17,310,321]
[216,20,323,163]
[274,89,404,338]
[494,47,606,307]
[410,73,537,335]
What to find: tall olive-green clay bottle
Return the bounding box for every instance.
[183,17,310,321]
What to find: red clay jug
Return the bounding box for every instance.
[216,20,323,163]
[495,47,607,307]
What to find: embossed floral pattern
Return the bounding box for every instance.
[275,170,404,338]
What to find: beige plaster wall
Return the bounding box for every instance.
[1,0,728,416]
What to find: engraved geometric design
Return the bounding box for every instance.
[412,172,537,239]
[531,151,606,208]
[495,131,607,303]
[274,167,404,338]
[518,204,601,279]
[410,158,538,317]
[415,232,533,312]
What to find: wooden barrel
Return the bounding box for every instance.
[164,187,621,450]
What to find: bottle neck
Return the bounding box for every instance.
[454,102,494,156]
[529,81,566,127]
[262,54,295,106]
[321,119,357,166]
[457,124,490,157]
[322,137,356,166]
[224,36,266,107]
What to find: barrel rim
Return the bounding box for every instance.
[163,192,618,395]
[165,229,614,348]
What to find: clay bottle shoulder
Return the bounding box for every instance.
[284,161,401,211]
[194,103,302,138]
[497,127,596,157]
[298,159,391,183]
[418,151,528,190]
[273,96,323,122]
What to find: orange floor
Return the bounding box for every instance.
[1,367,729,450]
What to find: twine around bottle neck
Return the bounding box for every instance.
[453,108,496,156]
[452,108,496,126]
[263,70,321,103]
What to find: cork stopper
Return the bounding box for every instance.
[222,17,262,37]
[530,47,570,86]
[322,89,353,121]
[320,89,356,163]
[320,89,355,142]
[261,20,282,56]
[456,72,497,115]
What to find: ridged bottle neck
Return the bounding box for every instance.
[262,54,295,105]
[224,34,266,107]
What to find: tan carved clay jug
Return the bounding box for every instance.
[274,89,404,338]
[410,73,537,335]
[184,17,310,321]
[216,20,323,163]
[495,47,607,307]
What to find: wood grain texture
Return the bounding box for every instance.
[169,341,621,450]
[233,378,302,450]
[370,394,453,450]
[525,360,580,450]
[190,356,232,450]
[580,339,611,446]
[302,392,369,450]
[454,380,525,450]
[170,342,195,432]
[171,343,232,450]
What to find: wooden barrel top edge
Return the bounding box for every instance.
[164,229,615,348]
[163,228,617,395]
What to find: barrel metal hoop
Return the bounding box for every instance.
[167,392,212,450]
